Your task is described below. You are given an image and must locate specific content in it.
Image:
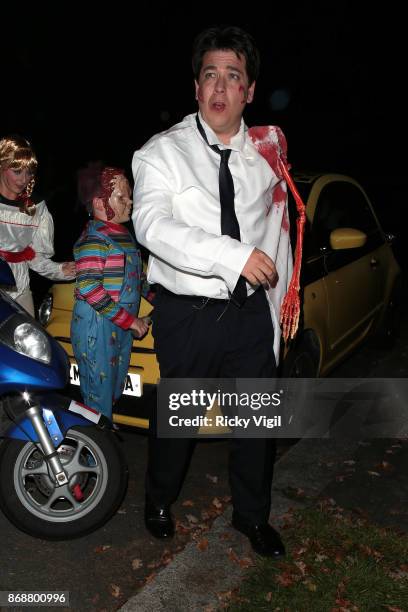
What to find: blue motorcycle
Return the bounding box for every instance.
[0,258,128,540]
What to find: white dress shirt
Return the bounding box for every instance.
[132,113,292,361]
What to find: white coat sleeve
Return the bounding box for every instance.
[29,202,74,281]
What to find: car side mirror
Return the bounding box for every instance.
[329,228,367,250]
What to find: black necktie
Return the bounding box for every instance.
[195,115,247,307]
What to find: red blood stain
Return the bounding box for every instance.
[281,207,289,232]
[273,182,286,206]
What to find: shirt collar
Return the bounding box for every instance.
[197,111,246,153]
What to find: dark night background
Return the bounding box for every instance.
[2,2,406,273]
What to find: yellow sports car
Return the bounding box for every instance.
[40,173,401,427]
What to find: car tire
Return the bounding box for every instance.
[372,278,403,349]
[281,332,320,378]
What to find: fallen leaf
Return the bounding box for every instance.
[359,544,383,560]
[147,561,159,569]
[294,560,307,576]
[212,497,222,509]
[109,584,121,598]
[275,572,295,587]
[227,547,240,564]
[265,592,273,602]
[315,553,328,562]
[303,579,317,592]
[186,513,199,524]
[175,521,192,534]
[160,549,173,566]
[197,538,209,552]
[335,596,352,606]
[219,532,231,541]
[206,473,218,484]
[216,590,233,602]
[367,471,381,477]
[145,572,156,584]
[343,460,356,465]
[334,551,345,564]
[376,460,394,471]
[182,499,194,507]
[239,557,254,568]
[94,544,111,553]
[293,546,307,557]
[388,567,408,581]
[131,558,143,570]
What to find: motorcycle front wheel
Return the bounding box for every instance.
[0,426,128,540]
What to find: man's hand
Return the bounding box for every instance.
[130,316,150,339]
[241,248,278,289]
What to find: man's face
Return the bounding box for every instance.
[0,167,34,200]
[195,50,255,144]
[108,175,132,223]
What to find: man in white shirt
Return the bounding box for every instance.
[132,26,291,558]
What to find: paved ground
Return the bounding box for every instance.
[120,437,408,612]
[121,320,408,611]
[1,324,406,611]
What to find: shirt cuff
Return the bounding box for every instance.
[113,309,135,330]
[213,241,255,292]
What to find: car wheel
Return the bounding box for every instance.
[281,332,320,378]
[373,278,403,349]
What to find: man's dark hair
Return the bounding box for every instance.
[192,26,260,85]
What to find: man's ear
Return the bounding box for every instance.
[246,81,256,104]
[194,80,199,101]
[92,197,105,219]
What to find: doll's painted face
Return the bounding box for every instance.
[108,175,132,223]
[0,167,34,200]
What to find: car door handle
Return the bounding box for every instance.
[370,258,379,268]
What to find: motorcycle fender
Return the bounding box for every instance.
[3,394,103,444]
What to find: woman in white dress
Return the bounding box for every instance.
[0,135,75,315]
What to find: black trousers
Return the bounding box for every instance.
[147,287,277,524]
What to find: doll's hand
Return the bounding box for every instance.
[62,261,76,277]
[130,316,150,339]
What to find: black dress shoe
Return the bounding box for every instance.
[232,513,285,558]
[144,499,175,539]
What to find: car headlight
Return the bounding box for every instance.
[0,314,51,364]
[38,293,53,326]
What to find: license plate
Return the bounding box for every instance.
[69,362,142,397]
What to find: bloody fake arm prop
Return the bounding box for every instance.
[248,126,306,342]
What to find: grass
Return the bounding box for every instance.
[226,499,408,612]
